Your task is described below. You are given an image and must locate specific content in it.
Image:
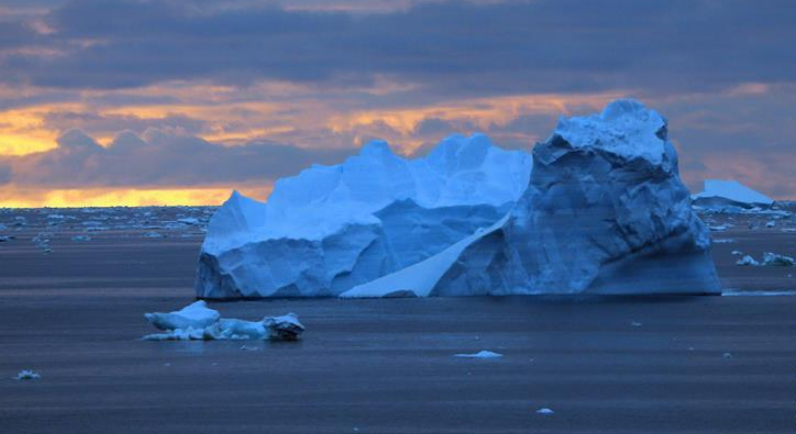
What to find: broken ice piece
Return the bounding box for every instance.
[14,370,40,380]
[144,300,221,331]
[143,301,305,341]
[454,350,503,359]
[536,408,554,415]
[761,252,795,267]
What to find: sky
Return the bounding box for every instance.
[0,0,794,207]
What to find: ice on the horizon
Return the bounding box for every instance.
[343,100,721,297]
[692,180,775,210]
[14,370,41,380]
[454,350,504,358]
[195,134,532,298]
[143,301,305,341]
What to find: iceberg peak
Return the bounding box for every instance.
[552,99,668,164]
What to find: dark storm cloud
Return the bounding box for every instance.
[1,129,353,188]
[3,0,795,96]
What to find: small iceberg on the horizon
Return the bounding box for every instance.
[692,180,775,211]
[454,350,504,359]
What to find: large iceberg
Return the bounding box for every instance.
[343,100,721,297]
[195,134,532,298]
[692,180,775,210]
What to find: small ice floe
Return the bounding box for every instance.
[761,252,795,266]
[176,217,200,226]
[143,301,305,341]
[630,321,643,327]
[731,250,743,256]
[0,235,12,242]
[709,224,729,232]
[143,231,164,239]
[454,350,503,359]
[737,252,795,267]
[71,235,92,242]
[14,370,41,380]
[722,352,733,359]
[766,220,776,228]
[536,408,554,415]
[712,238,735,244]
[736,255,759,266]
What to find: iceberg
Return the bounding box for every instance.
[692,180,774,210]
[195,134,532,298]
[343,100,721,296]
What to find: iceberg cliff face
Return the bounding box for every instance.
[195,134,532,298]
[343,100,721,297]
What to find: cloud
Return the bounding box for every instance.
[0,0,793,98]
[2,128,353,188]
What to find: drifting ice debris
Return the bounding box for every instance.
[70,235,92,242]
[454,350,503,359]
[736,255,759,266]
[344,100,720,297]
[196,134,532,298]
[761,252,795,267]
[735,252,794,267]
[143,301,305,341]
[692,180,774,210]
[145,300,220,331]
[0,235,11,242]
[536,408,555,415]
[14,370,40,380]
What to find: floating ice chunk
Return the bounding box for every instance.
[454,350,503,359]
[176,217,200,225]
[144,300,221,331]
[143,231,164,238]
[536,408,554,415]
[142,302,305,341]
[14,370,40,380]
[71,235,92,242]
[736,255,759,266]
[761,252,795,267]
[0,235,11,242]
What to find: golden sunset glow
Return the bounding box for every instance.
[0,186,273,208]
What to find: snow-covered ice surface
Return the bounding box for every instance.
[343,100,721,297]
[195,134,532,298]
[692,180,775,210]
[142,301,305,341]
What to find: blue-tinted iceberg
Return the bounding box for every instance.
[343,100,721,297]
[195,134,532,298]
[692,180,774,210]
